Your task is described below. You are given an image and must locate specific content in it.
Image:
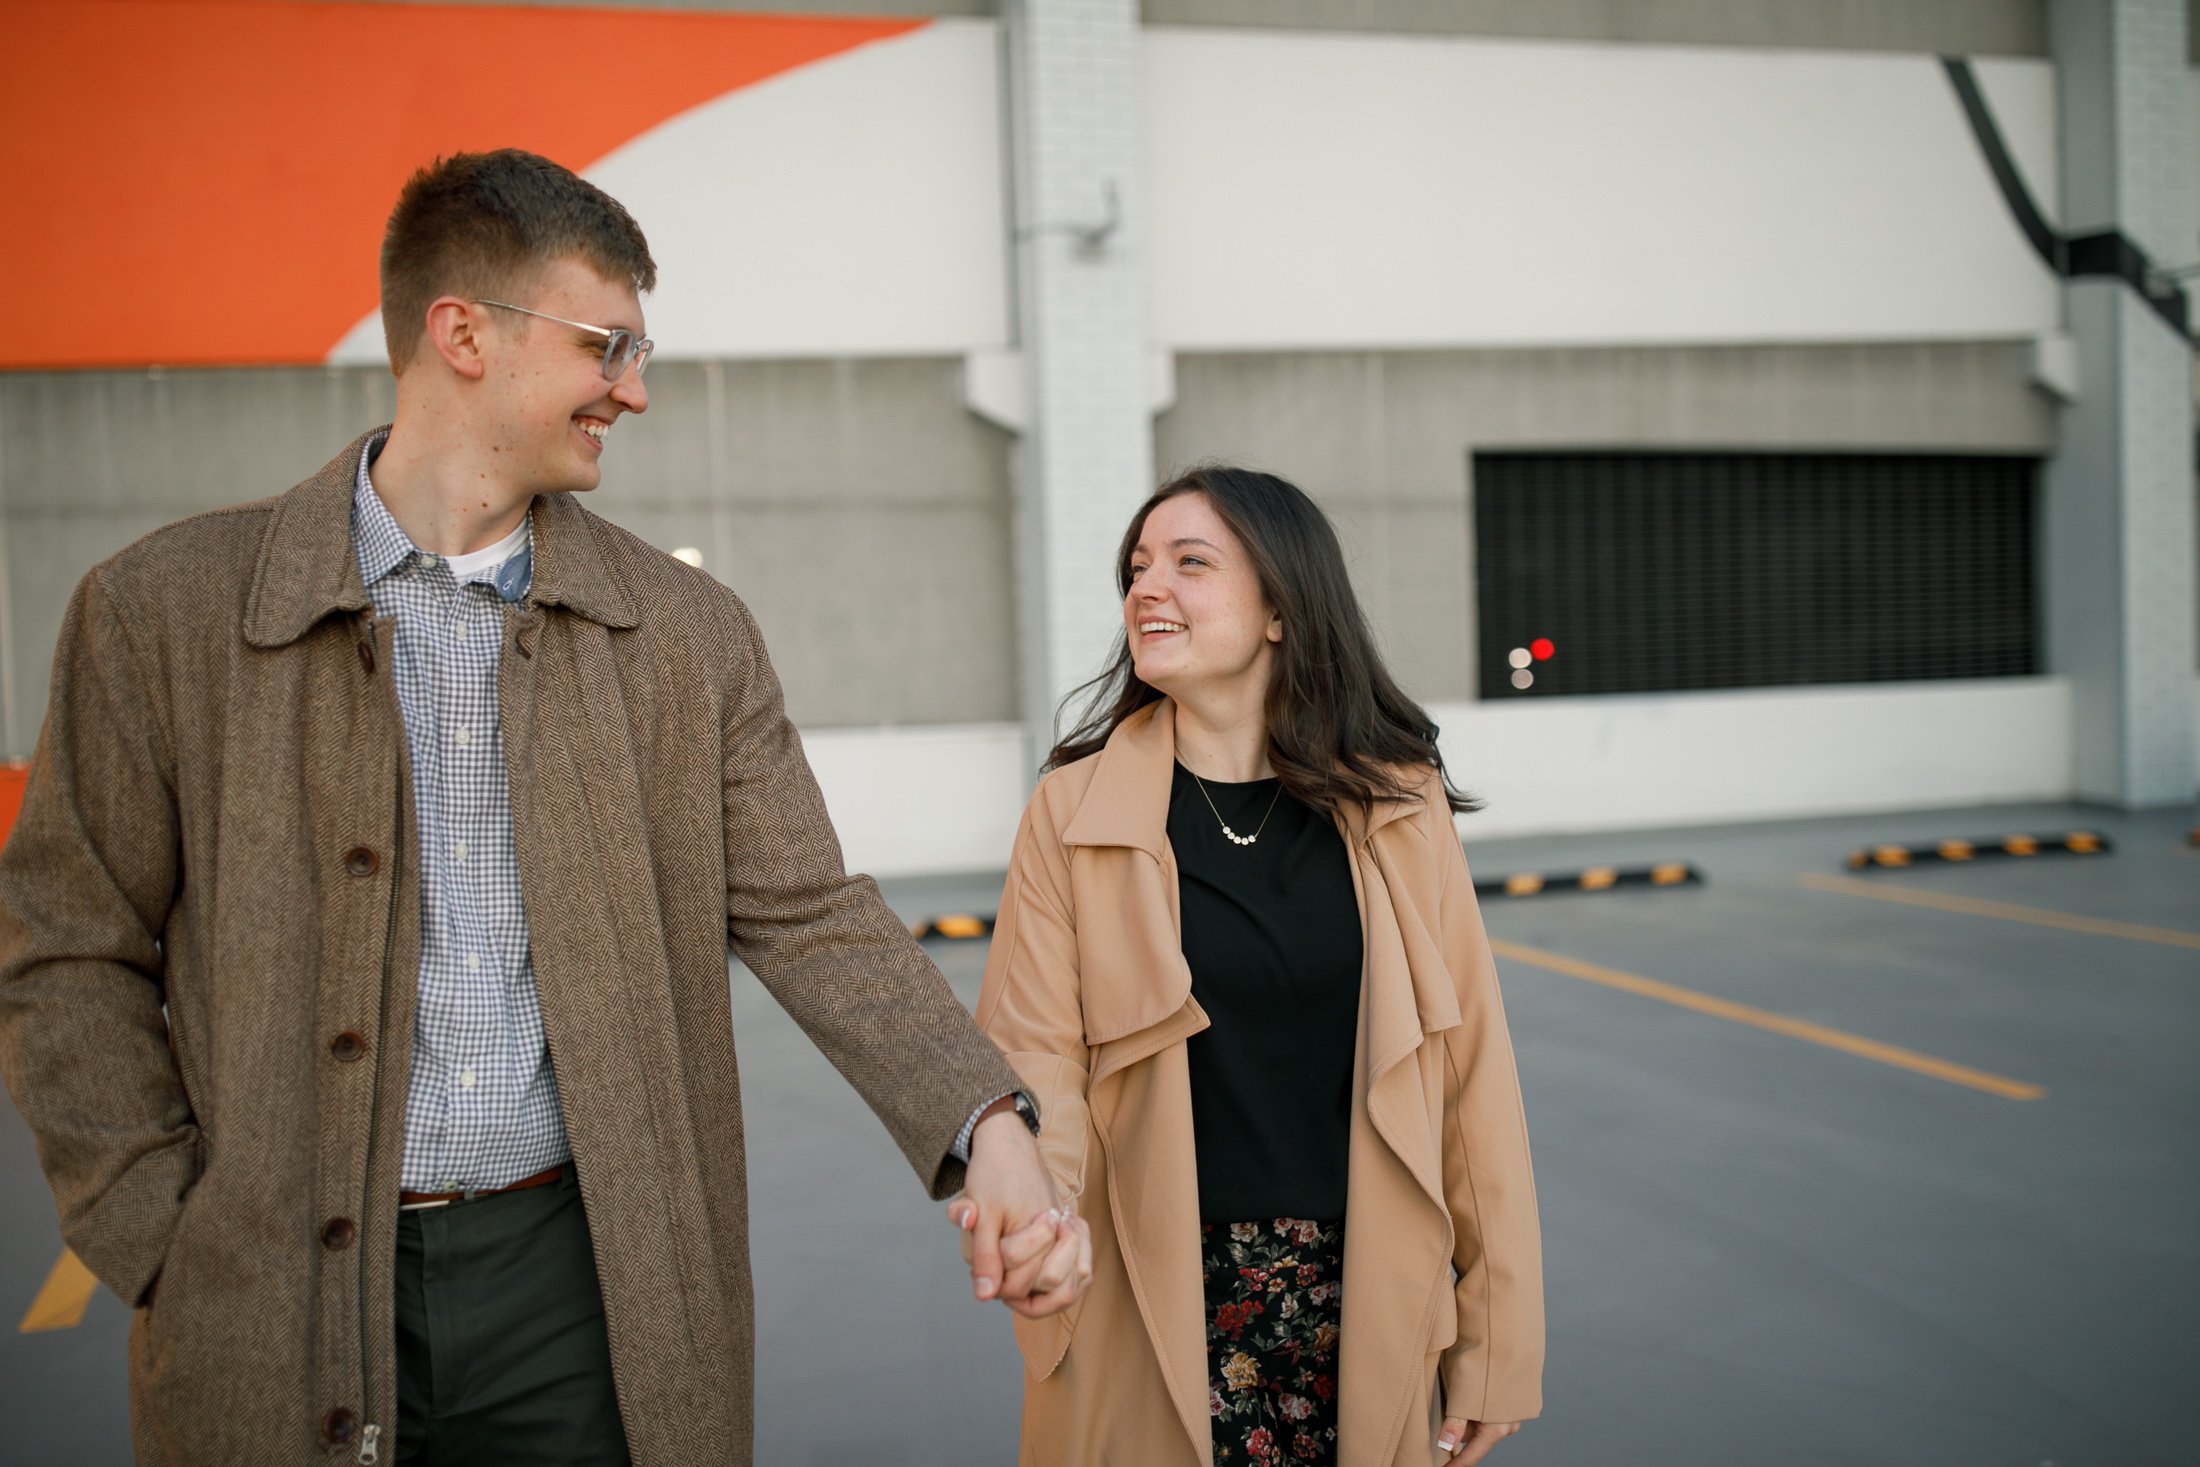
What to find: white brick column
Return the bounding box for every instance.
[1001,0,1155,758]
[2046,0,2197,806]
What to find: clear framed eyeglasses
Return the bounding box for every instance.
[473,299,654,381]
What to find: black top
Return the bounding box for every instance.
[1169,762,1363,1223]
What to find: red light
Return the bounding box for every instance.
[1530,638,1555,661]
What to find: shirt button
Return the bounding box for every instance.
[453,623,468,640]
[418,554,439,571]
[454,841,469,861]
[465,953,481,971]
[458,1067,477,1090]
[454,728,471,747]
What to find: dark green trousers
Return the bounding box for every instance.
[393,1171,631,1466]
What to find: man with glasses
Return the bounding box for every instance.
[0,148,1087,1466]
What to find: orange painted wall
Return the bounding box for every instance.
[0,0,923,370]
[0,764,25,848]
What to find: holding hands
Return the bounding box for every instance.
[949,1102,1092,1318]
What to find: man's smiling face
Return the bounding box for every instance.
[477,254,650,495]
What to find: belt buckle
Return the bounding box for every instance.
[399,1181,493,1212]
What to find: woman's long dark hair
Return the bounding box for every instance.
[1046,465,1480,817]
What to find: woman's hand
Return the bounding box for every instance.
[948,1196,1092,1319]
[1003,1210,1092,1319]
[1438,1417,1521,1465]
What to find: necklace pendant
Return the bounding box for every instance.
[1190,770,1280,850]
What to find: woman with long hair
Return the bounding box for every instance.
[964,467,1542,1466]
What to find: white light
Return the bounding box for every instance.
[1510,669,1534,690]
[1507,647,1532,670]
[671,546,705,569]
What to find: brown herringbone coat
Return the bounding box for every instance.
[0,430,1021,1465]
[977,701,1544,1467]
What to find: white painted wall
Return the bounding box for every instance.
[1146,28,2062,351]
[321,24,2066,365]
[803,682,2079,878]
[329,20,1010,364]
[801,721,1027,879]
[1437,678,2075,842]
[1973,57,2060,228]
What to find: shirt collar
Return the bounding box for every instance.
[352,429,534,602]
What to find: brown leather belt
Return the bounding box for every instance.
[398,1163,568,1211]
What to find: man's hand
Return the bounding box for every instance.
[1438,1417,1521,1465]
[948,1106,1092,1318]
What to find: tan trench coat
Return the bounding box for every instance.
[0,430,1022,1465]
[976,701,1543,1467]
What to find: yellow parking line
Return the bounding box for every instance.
[1798,872,2200,951]
[19,1249,98,1333]
[1489,938,2044,1101]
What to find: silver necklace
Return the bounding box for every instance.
[1189,770,1284,848]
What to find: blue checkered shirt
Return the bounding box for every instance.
[354,433,567,1193]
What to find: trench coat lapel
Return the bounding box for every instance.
[1059,702,1213,1454]
[1063,700,1192,1057]
[1336,795,1462,1467]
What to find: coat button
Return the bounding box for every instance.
[320,1217,356,1250]
[329,1032,367,1063]
[321,1407,358,1444]
[343,846,379,878]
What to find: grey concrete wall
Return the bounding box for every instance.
[1154,341,2060,704]
[2041,0,2197,806]
[1143,0,2048,56]
[0,358,1015,757]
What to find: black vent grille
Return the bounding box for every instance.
[1472,452,2039,699]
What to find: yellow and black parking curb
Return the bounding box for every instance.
[1473,863,1702,898]
[1844,832,2111,870]
[912,914,995,941]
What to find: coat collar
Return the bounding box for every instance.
[1060,697,1423,856]
[244,426,638,649]
[1061,696,1454,1059]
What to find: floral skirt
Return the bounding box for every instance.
[1201,1217,1344,1467]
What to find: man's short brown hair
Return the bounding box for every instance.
[379,149,658,371]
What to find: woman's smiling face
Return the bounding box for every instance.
[1123,491,1282,702]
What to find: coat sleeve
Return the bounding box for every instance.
[716,593,1020,1199]
[971,791,1093,1379]
[1432,798,1545,1423]
[0,569,195,1307]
